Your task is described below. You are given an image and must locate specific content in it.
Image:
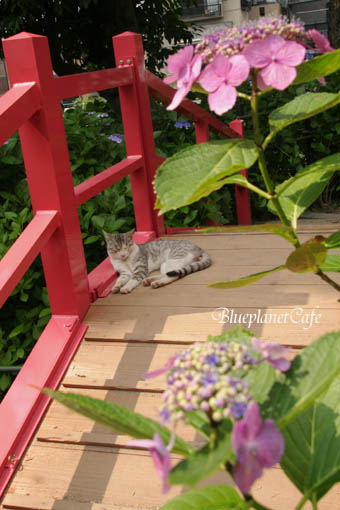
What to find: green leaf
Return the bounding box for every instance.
[280,375,340,502]
[154,139,258,214]
[293,49,340,85]
[320,254,340,272]
[161,486,247,510]
[200,223,297,244]
[245,361,277,404]
[262,330,340,429]
[8,323,25,339]
[323,231,340,250]
[207,326,254,344]
[286,242,327,273]
[41,389,192,456]
[84,235,99,245]
[184,410,211,439]
[169,421,233,487]
[268,153,340,228]
[267,92,340,140]
[209,265,286,289]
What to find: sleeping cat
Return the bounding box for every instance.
[103,230,212,294]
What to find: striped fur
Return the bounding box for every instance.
[103,230,212,294]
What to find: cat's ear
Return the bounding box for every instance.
[103,230,112,241]
[127,228,135,237]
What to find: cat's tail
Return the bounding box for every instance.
[166,251,212,279]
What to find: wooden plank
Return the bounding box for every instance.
[36,388,199,447]
[3,442,340,510]
[2,494,149,510]
[62,342,298,390]
[90,283,340,309]
[83,306,340,344]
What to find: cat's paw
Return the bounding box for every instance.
[143,278,152,286]
[151,280,164,289]
[111,286,121,294]
[120,287,132,294]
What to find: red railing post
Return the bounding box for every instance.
[195,119,210,144]
[229,119,252,225]
[2,33,90,317]
[113,32,166,241]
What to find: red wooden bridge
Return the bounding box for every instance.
[0,31,339,510]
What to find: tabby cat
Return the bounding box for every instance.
[103,230,212,294]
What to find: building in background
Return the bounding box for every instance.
[182,0,329,39]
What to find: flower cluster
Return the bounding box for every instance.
[158,340,256,424]
[165,17,334,114]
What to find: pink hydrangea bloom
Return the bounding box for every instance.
[232,402,284,494]
[199,54,250,115]
[165,45,202,110]
[127,433,174,493]
[251,337,291,372]
[307,29,335,53]
[243,34,306,90]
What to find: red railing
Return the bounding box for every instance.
[0,30,251,497]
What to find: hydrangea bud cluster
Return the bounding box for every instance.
[159,340,256,424]
[195,17,307,64]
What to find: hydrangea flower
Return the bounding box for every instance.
[307,29,335,53]
[199,54,250,114]
[174,121,191,129]
[165,45,202,111]
[232,402,284,493]
[108,134,125,143]
[127,433,174,493]
[251,337,291,372]
[243,34,306,90]
[153,340,256,424]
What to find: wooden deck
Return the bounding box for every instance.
[2,226,340,510]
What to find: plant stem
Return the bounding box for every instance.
[249,76,300,247]
[295,494,309,510]
[245,495,273,510]
[315,269,340,296]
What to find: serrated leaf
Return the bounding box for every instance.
[245,361,277,404]
[201,223,297,244]
[154,139,258,214]
[281,375,340,502]
[41,389,192,456]
[286,242,327,273]
[320,254,340,272]
[293,49,340,85]
[323,231,340,250]
[268,153,340,228]
[209,265,286,288]
[169,421,233,487]
[262,330,340,429]
[268,92,340,139]
[161,485,247,510]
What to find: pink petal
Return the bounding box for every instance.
[232,420,249,454]
[126,438,157,449]
[260,62,297,90]
[164,74,177,85]
[233,449,263,494]
[191,54,203,81]
[243,401,263,439]
[167,46,194,74]
[276,41,306,66]
[243,38,272,68]
[143,356,177,379]
[211,54,232,77]
[307,29,335,53]
[208,83,237,115]
[256,419,285,468]
[227,55,250,86]
[199,64,224,92]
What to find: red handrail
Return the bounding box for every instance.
[0,30,251,497]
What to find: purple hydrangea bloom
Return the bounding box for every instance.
[108,134,125,144]
[251,337,291,372]
[174,121,191,129]
[232,402,284,494]
[127,433,174,493]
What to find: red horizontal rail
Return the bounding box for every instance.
[55,66,134,100]
[0,315,87,492]
[0,211,60,308]
[145,70,238,139]
[0,82,40,146]
[74,155,143,206]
